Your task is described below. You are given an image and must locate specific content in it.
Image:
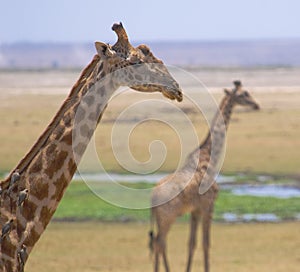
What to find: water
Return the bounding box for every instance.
[74,172,166,183]
[74,172,235,184]
[74,172,300,199]
[222,213,280,222]
[231,185,300,199]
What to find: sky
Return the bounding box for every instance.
[1,0,300,43]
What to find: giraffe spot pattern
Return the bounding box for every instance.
[44,151,69,179]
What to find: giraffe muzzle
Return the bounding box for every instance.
[162,86,183,102]
[252,103,260,110]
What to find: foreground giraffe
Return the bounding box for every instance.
[150,81,259,272]
[0,22,183,271]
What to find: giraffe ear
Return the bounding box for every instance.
[95,42,115,58]
[224,88,231,95]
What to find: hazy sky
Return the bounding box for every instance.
[1,0,300,43]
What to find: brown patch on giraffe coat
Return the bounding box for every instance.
[87,81,95,90]
[73,142,86,157]
[52,174,69,202]
[135,74,142,81]
[128,73,134,80]
[63,112,73,127]
[21,201,38,222]
[98,86,107,97]
[25,228,41,248]
[1,239,16,258]
[45,144,56,158]
[68,159,77,177]
[80,124,90,138]
[61,131,73,146]
[75,107,86,123]
[30,182,49,201]
[88,112,98,122]
[29,152,43,174]
[84,94,95,107]
[53,122,65,139]
[80,124,94,140]
[44,150,69,179]
[40,206,54,228]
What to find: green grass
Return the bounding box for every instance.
[214,191,300,220]
[55,181,150,221]
[55,181,300,221]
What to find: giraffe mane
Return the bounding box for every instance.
[2,55,100,185]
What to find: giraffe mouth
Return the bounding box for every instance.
[252,103,260,110]
[162,87,183,102]
[131,84,183,102]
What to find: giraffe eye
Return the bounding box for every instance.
[130,59,143,65]
[127,55,143,65]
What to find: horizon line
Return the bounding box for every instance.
[1,37,300,45]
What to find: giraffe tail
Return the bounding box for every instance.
[148,209,155,255]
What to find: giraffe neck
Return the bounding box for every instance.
[9,55,100,178]
[0,55,117,271]
[184,95,235,175]
[201,94,235,152]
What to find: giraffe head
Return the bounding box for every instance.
[224,80,260,110]
[94,22,183,102]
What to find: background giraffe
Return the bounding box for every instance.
[149,81,260,272]
[0,23,182,271]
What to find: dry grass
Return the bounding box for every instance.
[1,90,300,175]
[26,222,300,272]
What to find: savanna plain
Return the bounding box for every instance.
[0,67,299,271]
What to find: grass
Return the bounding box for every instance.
[26,221,300,272]
[1,72,300,271]
[54,181,300,221]
[1,91,300,175]
[214,190,300,220]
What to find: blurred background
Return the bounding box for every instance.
[1,0,300,68]
[0,1,300,271]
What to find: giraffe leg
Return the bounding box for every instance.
[186,212,200,272]
[155,233,170,272]
[153,233,165,272]
[154,248,159,272]
[162,246,170,272]
[202,206,213,272]
[152,207,175,272]
[153,218,172,272]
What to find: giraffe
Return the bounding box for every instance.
[0,22,183,272]
[149,81,260,272]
